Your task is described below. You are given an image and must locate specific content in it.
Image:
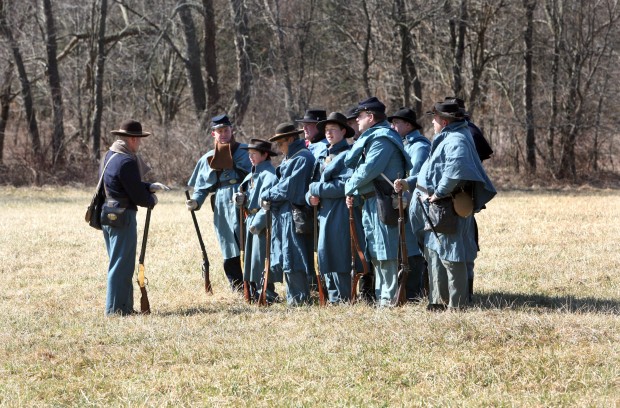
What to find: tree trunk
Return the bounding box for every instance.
[545,0,561,172]
[202,0,220,112]
[0,0,42,164]
[178,1,207,119]
[451,0,467,96]
[264,0,295,121]
[43,0,66,166]
[90,0,107,160]
[361,0,372,97]
[523,0,536,172]
[228,0,252,126]
[0,63,12,165]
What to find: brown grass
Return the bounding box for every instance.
[0,186,619,407]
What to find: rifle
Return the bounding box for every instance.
[391,190,410,306]
[349,202,369,304]
[415,192,441,241]
[185,190,213,295]
[137,208,152,314]
[313,205,327,306]
[258,209,271,306]
[239,186,251,303]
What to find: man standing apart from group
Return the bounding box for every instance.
[411,101,495,310]
[389,107,431,301]
[344,97,412,307]
[261,123,316,305]
[101,120,169,316]
[186,114,252,292]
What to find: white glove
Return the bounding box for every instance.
[186,199,198,211]
[151,194,158,205]
[150,182,170,193]
[261,200,271,211]
[233,192,246,207]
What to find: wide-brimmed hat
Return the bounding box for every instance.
[354,96,386,115]
[317,112,355,139]
[426,101,466,119]
[344,106,359,120]
[211,114,233,129]
[269,122,303,142]
[241,138,278,156]
[388,107,423,130]
[444,96,470,118]
[295,109,327,123]
[110,119,151,137]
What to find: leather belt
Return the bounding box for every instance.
[415,184,429,195]
[360,191,376,200]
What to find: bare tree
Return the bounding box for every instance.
[0,0,42,164]
[228,0,253,125]
[0,62,13,165]
[90,0,107,159]
[178,1,207,119]
[43,0,66,166]
[523,0,536,172]
[202,0,220,111]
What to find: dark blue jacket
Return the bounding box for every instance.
[101,151,155,210]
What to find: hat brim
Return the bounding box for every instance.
[110,129,151,137]
[316,119,355,139]
[425,110,465,119]
[269,129,303,142]
[240,145,278,156]
[387,115,423,130]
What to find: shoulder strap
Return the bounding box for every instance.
[96,153,119,194]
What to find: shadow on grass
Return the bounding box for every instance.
[475,291,620,314]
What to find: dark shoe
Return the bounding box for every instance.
[426,304,447,312]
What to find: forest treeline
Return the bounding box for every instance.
[0,0,618,185]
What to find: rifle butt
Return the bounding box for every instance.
[350,272,361,305]
[139,286,151,314]
[243,281,252,304]
[202,261,213,295]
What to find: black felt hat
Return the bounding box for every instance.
[296,109,327,123]
[388,107,423,130]
[316,112,355,139]
[110,119,151,137]
[344,106,359,120]
[426,101,466,119]
[269,122,304,142]
[241,138,278,156]
[444,96,470,118]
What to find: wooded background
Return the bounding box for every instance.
[0,0,618,185]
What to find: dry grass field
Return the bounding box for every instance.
[0,186,619,407]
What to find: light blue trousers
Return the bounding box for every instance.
[373,259,398,307]
[103,210,137,315]
[424,247,468,308]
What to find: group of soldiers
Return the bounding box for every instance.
[185,96,496,310]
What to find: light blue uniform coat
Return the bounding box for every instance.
[240,160,279,283]
[412,120,496,262]
[306,139,356,273]
[261,138,316,303]
[344,121,412,261]
[401,130,431,257]
[188,144,252,259]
